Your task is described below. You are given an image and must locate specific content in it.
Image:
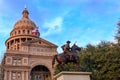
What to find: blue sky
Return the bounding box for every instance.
[0,0,120,59]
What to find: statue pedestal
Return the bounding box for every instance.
[54,71,92,80]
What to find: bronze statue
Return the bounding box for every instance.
[61,41,71,54]
[61,41,72,60]
[52,41,81,70]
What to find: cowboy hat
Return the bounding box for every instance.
[66,40,71,43]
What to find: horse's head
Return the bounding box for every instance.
[71,44,81,51]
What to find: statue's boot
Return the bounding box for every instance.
[70,55,72,60]
[67,52,72,61]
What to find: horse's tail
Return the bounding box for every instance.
[52,55,57,68]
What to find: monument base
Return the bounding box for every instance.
[54,71,92,80]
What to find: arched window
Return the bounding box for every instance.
[14,45,16,50]
[18,30,20,34]
[23,30,25,34]
[7,43,9,49]
[15,31,16,35]
[17,44,19,50]
[27,30,30,34]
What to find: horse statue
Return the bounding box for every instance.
[52,44,81,70]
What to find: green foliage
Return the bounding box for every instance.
[54,63,78,75]
[79,41,120,80]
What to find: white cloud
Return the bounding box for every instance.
[41,16,63,37]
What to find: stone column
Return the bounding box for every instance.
[26,38,28,42]
[28,71,31,80]
[24,71,26,80]
[20,38,22,51]
[13,39,15,50]
[4,70,7,80]
[9,71,11,80]
[26,71,28,80]
[51,69,54,79]
[22,71,24,80]
[20,38,21,44]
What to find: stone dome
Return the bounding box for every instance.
[6,8,40,51]
[14,18,36,29]
[10,8,40,37]
[13,8,36,29]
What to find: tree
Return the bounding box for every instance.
[79,41,120,80]
[115,21,120,44]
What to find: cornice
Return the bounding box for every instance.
[5,35,39,44]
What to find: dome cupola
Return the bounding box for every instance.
[22,8,29,19]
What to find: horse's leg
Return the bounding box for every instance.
[53,54,64,68]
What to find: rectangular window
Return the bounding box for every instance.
[12,58,22,65]
[17,72,21,80]
[18,59,22,65]
[12,72,16,80]
[13,59,17,65]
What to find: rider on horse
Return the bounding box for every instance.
[52,41,81,69]
[61,40,72,60]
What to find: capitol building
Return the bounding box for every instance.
[2,8,58,80]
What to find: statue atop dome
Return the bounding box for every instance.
[22,7,29,18]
